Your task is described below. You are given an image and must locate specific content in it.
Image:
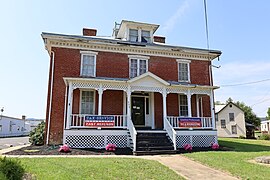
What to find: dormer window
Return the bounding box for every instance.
[128,29,151,43]
[129,29,138,42]
[177,59,191,82]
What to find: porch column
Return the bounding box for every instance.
[97,84,103,115]
[162,87,167,128]
[187,89,192,117]
[196,94,200,117]
[210,90,216,129]
[66,82,73,129]
[126,86,131,122]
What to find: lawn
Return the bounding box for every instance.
[185,138,270,180]
[19,158,184,180]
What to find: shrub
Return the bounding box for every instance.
[105,144,116,151]
[29,121,45,145]
[211,143,219,150]
[183,144,192,152]
[259,134,270,140]
[59,144,71,153]
[0,157,25,180]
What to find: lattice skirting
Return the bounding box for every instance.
[64,130,129,149]
[176,135,217,148]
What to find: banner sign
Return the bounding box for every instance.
[84,116,115,127]
[178,117,201,128]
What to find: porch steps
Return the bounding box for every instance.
[134,131,177,155]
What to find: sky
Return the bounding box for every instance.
[0,0,269,119]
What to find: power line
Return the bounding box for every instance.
[220,78,270,87]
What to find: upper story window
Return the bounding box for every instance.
[229,113,234,121]
[129,55,149,78]
[129,29,138,42]
[177,59,191,82]
[129,29,151,43]
[80,51,98,77]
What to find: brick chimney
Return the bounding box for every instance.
[83,28,97,36]
[154,36,166,43]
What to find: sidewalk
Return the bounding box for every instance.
[1,146,239,180]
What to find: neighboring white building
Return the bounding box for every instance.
[25,119,44,132]
[0,115,28,137]
[215,102,246,138]
[261,120,270,134]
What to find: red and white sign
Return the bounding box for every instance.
[179,117,201,128]
[84,116,115,127]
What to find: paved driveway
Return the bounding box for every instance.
[0,136,30,150]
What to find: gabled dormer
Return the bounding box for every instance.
[114,20,159,43]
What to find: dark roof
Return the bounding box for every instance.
[215,102,244,114]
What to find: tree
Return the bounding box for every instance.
[267,107,270,120]
[226,97,233,104]
[215,101,225,105]
[235,101,261,127]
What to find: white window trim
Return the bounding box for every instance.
[80,51,98,77]
[79,89,96,115]
[129,56,149,78]
[177,59,191,82]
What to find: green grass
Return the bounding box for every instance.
[185,138,270,180]
[19,158,184,180]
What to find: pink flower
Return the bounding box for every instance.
[105,144,116,151]
[211,143,219,150]
[183,144,192,151]
[59,144,71,153]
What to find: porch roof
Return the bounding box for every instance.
[63,75,219,90]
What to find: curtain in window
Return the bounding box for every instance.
[178,63,188,81]
[130,59,138,78]
[82,55,95,76]
[81,91,94,114]
[139,60,147,75]
[141,30,150,43]
[129,29,138,42]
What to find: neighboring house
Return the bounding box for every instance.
[25,119,44,132]
[215,102,246,138]
[0,115,28,137]
[41,20,222,152]
[261,120,270,134]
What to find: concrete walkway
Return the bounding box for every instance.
[1,146,239,180]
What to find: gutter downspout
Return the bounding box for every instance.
[46,50,55,145]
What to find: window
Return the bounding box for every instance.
[80,51,97,77]
[141,30,151,43]
[9,121,12,132]
[179,95,188,116]
[80,91,95,114]
[229,113,234,121]
[129,29,138,42]
[129,56,148,78]
[221,119,226,128]
[231,125,237,134]
[129,29,151,43]
[0,125,2,132]
[177,60,190,82]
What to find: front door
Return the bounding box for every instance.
[131,97,145,126]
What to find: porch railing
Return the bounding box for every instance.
[164,118,177,150]
[70,114,127,128]
[167,116,213,129]
[127,117,137,151]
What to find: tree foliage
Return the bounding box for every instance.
[29,121,45,145]
[267,107,270,120]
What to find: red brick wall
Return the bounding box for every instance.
[96,52,129,78]
[102,90,123,115]
[167,94,179,116]
[190,61,211,85]
[154,93,163,129]
[149,56,178,81]
[202,95,211,117]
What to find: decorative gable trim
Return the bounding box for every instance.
[128,72,170,86]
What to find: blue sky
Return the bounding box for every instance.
[0,0,269,119]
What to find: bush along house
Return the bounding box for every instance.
[42,20,222,154]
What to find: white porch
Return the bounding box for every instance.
[63,72,218,151]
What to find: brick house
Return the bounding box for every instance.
[41,20,222,153]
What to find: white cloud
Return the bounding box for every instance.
[213,61,270,117]
[162,0,190,34]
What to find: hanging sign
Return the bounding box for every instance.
[178,117,201,127]
[84,116,115,127]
